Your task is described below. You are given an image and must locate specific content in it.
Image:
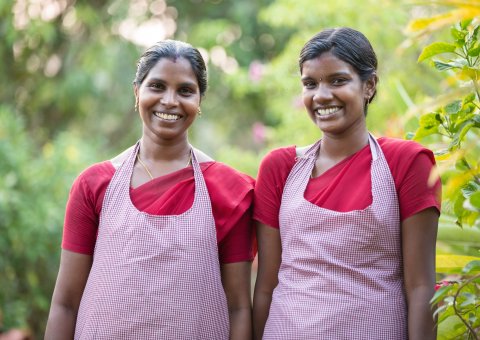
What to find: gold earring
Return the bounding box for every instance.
[197,108,202,117]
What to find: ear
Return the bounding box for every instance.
[133,84,139,109]
[364,74,377,101]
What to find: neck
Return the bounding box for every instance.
[139,136,191,162]
[320,126,369,161]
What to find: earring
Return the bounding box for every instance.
[135,101,138,112]
[197,108,202,117]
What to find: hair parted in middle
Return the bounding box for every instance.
[133,40,208,98]
[299,27,378,107]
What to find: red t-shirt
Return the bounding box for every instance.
[254,137,441,228]
[62,161,255,264]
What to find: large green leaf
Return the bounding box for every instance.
[418,42,457,62]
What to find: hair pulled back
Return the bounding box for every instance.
[133,40,208,97]
[299,27,378,104]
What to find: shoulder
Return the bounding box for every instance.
[260,145,297,168]
[205,162,254,187]
[73,161,115,196]
[378,137,435,162]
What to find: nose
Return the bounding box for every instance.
[313,84,333,103]
[160,89,178,107]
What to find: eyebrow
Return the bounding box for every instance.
[301,71,351,81]
[146,78,198,87]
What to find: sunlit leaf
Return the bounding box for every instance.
[418,42,457,62]
[467,45,480,57]
[462,260,480,274]
[445,100,462,114]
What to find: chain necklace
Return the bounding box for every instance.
[136,151,192,180]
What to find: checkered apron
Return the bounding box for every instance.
[264,135,407,340]
[74,143,229,339]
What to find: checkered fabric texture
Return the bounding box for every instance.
[75,142,229,339]
[264,135,407,340]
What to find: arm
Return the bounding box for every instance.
[44,250,93,340]
[221,261,252,340]
[402,207,439,340]
[252,222,281,340]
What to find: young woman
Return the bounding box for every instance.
[45,40,254,340]
[253,27,440,340]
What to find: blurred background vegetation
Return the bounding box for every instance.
[1,0,479,338]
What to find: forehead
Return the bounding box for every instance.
[144,57,197,83]
[301,52,357,77]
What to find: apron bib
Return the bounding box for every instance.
[264,134,407,340]
[75,142,229,339]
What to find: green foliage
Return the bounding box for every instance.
[410,17,480,338]
[411,19,480,229]
[0,107,99,335]
[432,262,480,340]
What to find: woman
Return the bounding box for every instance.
[253,28,440,340]
[45,40,254,339]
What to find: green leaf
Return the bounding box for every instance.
[462,181,480,197]
[413,112,441,139]
[455,158,470,171]
[451,26,466,42]
[463,93,476,104]
[460,19,473,30]
[434,61,455,71]
[418,42,457,62]
[453,121,474,147]
[462,260,480,274]
[431,284,455,305]
[469,192,480,210]
[445,100,462,114]
[468,45,480,57]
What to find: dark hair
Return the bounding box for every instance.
[299,27,378,105]
[133,40,208,97]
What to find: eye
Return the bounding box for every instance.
[331,78,348,86]
[302,81,316,89]
[148,82,165,90]
[179,87,195,96]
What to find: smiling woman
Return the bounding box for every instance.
[253,28,441,340]
[44,40,255,340]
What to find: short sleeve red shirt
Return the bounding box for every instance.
[254,137,441,228]
[62,161,255,264]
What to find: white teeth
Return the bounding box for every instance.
[316,107,341,116]
[153,112,180,121]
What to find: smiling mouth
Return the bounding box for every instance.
[153,111,181,121]
[315,107,341,116]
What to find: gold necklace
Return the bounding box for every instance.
[136,151,192,180]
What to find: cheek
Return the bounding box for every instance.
[302,91,313,108]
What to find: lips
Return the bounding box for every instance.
[315,106,341,116]
[153,111,181,121]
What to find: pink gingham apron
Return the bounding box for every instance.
[74,142,229,339]
[264,134,407,340]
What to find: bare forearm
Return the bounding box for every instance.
[407,287,437,340]
[253,292,272,340]
[229,306,252,340]
[44,304,77,340]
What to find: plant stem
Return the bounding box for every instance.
[452,274,480,340]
